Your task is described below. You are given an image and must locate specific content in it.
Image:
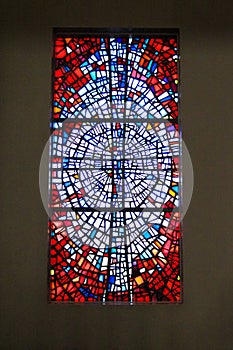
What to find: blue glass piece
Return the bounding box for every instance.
[109,276,115,283]
[151,62,157,71]
[95,52,101,60]
[99,274,104,282]
[64,266,71,272]
[160,96,171,102]
[67,247,75,255]
[90,71,96,80]
[143,231,151,239]
[80,61,88,67]
[64,65,70,72]
[140,250,152,259]
[90,229,97,239]
[153,224,160,231]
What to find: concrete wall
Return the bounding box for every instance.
[0,1,232,349]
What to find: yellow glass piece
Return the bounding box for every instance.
[147,123,152,130]
[69,240,76,248]
[152,248,158,256]
[73,277,79,282]
[154,241,162,249]
[135,276,144,285]
[177,276,180,281]
[159,257,167,264]
[50,269,54,276]
[54,107,61,113]
[73,174,79,178]
[169,189,176,197]
[78,257,84,267]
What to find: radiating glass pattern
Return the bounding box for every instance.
[49,30,181,303]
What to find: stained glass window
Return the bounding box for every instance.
[49,28,181,303]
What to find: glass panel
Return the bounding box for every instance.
[49,29,181,303]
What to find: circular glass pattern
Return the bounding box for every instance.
[59,120,179,248]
